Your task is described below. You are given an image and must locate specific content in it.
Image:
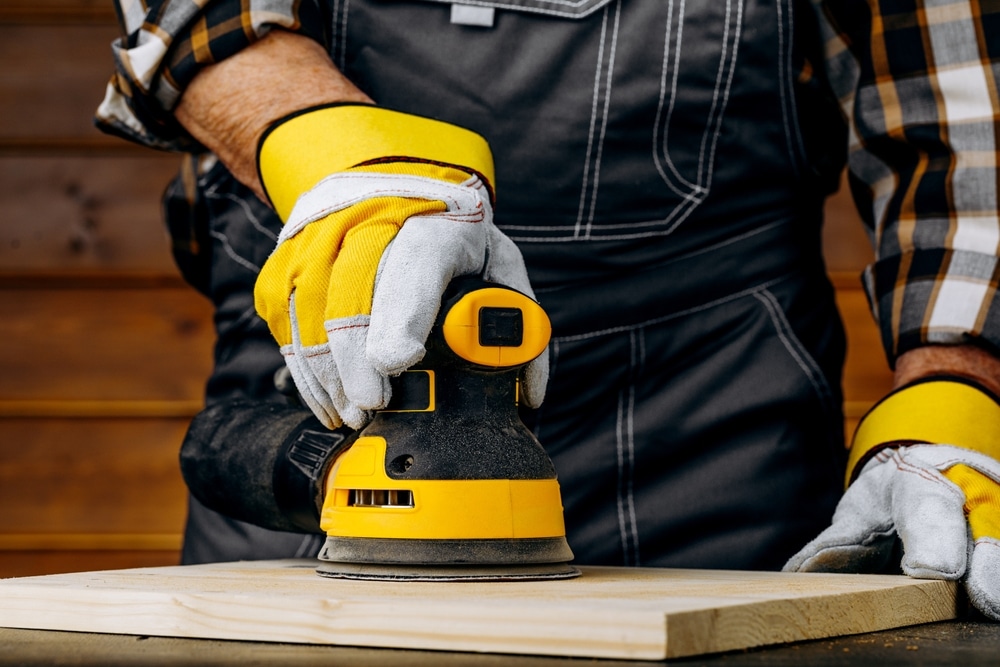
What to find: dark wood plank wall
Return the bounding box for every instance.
[0,2,212,577]
[0,1,891,578]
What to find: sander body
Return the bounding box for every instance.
[316,277,578,581]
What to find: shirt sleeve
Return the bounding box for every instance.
[818,0,1000,365]
[95,0,330,151]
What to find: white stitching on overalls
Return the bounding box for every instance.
[700,0,742,193]
[334,0,350,72]
[551,273,791,343]
[575,0,621,240]
[204,191,278,242]
[615,328,642,566]
[752,288,835,411]
[574,4,609,240]
[293,533,323,558]
[629,329,643,563]
[232,305,261,333]
[651,0,743,236]
[776,0,807,175]
[209,230,262,273]
[653,0,691,196]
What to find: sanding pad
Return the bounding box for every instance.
[315,561,581,582]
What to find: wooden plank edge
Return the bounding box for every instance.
[0,585,668,660]
[663,578,959,658]
[0,400,203,418]
[0,534,182,551]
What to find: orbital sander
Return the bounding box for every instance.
[315,277,578,581]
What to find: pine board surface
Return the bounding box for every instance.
[0,559,957,660]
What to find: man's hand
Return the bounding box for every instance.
[253,105,545,428]
[785,346,1000,621]
[174,31,546,430]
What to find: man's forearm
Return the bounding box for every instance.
[174,29,373,199]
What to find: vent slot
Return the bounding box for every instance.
[348,489,414,508]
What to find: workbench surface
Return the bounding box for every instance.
[1,619,998,666]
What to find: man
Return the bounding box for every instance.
[98,0,999,618]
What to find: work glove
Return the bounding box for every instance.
[784,377,1000,621]
[254,104,547,429]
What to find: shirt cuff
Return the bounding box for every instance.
[868,246,1000,364]
[94,0,328,151]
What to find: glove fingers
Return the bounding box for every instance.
[893,456,968,579]
[784,464,896,572]
[939,462,1000,619]
[483,225,535,297]
[785,535,900,573]
[966,537,1000,621]
[290,292,377,430]
[521,348,549,408]
[285,295,341,428]
[325,315,390,428]
[483,226,548,406]
[283,347,341,429]
[368,214,487,375]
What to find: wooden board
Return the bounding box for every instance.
[0,559,958,660]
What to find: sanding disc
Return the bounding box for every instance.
[315,561,581,582]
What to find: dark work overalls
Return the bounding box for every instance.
[171,0,850,570]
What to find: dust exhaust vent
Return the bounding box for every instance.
[348,489,414,508]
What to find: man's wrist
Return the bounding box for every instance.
[847,376,1000,485]
[894,344,1000,396]
[174,29,373,199]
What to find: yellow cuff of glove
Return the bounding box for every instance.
[847,377,1000,486]
[257,104,495,220]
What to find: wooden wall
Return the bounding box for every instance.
[0,1,213,577]
[0,1,892,578]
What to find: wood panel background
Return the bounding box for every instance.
[0,2,892,578]
[0,3,212,578]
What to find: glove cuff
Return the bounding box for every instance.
[846,376,1000,486]
[257,103,495,220]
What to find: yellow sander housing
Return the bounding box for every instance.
[315,277,578,581]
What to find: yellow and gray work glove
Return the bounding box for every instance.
[254,104,546,429]
[783,377,1000,620]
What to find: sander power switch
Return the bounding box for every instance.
[441,286,551,368]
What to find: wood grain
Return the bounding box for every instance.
[0,560,959,660]
[0,24,122,145]
[822,176,874,274]
[0,0,116,24]
[833,276,893,402]
[0,417,190,535]
[0,287,214,401]
[0,155,182,273]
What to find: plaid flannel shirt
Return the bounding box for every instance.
[95,0,1000,366]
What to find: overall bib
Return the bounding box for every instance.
[172,0,849,569]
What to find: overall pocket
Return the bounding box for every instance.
[331,0,803,242]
